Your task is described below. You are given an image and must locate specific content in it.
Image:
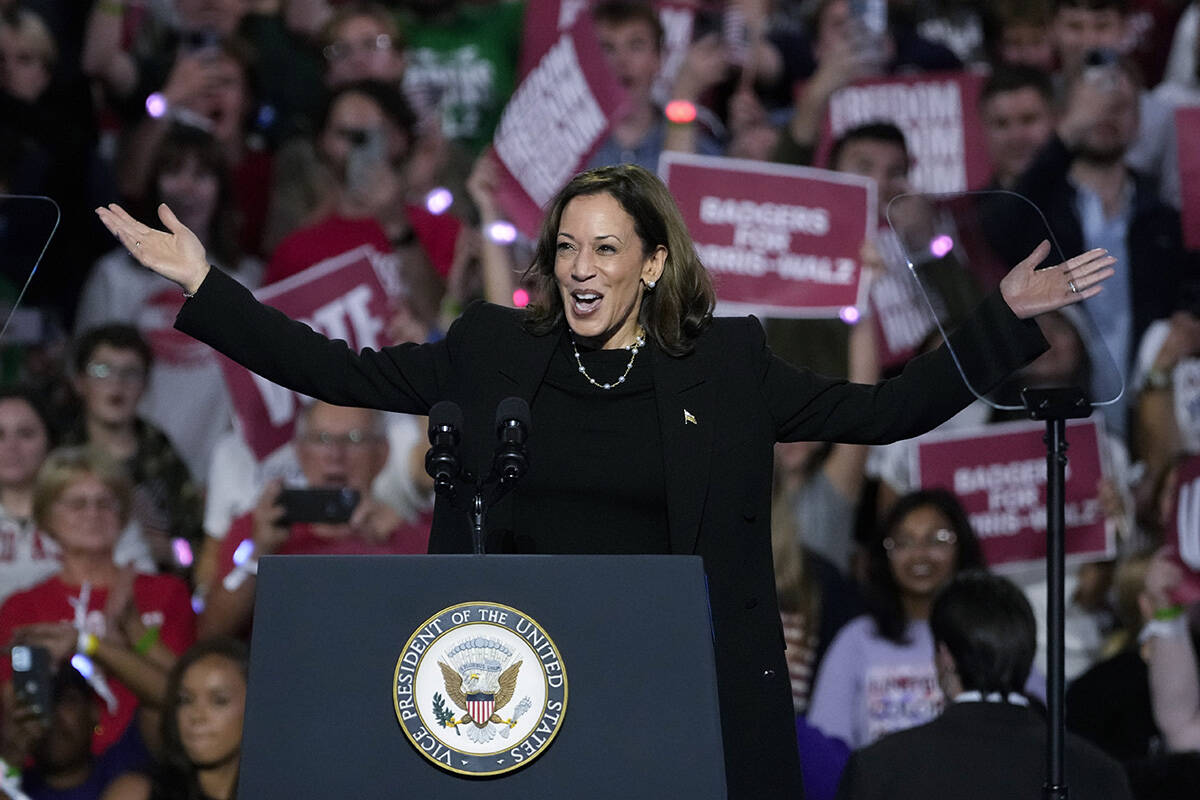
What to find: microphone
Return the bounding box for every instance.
[492,397,530,484]
[425,401,463,496]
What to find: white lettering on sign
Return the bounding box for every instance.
[828,80,968,192]
[495,35,607,207]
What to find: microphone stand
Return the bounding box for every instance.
[1021,386,1091,800]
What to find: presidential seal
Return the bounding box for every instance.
[393,602,567,776]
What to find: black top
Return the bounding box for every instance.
[511,332,668,554]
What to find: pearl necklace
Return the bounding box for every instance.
[570,328,646,390]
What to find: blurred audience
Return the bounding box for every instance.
[64,326,203,575]
[807,489,989,750]
[200,402,430,639]
[0,447,195,756]
[836,570,1133,799]
[77,125,263,481]
[587,0,727,171]
[2,664,146,800]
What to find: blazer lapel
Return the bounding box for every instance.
[653,345,714,555]
[496,324,559,400]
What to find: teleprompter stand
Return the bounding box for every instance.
[236,554,728,797]
[1022,386,1093,800]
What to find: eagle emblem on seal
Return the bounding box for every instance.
[434,636,531,744]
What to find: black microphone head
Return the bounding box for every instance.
[495,396,531,435]
[428,400,464,441]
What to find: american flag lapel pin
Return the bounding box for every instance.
[684,409,697,425]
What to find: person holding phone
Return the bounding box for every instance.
[200,402,430,639]
[1,665,146,800]
[263,80,461,330]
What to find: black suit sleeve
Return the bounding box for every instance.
[174,265,457,414]
[764,289,1048,444]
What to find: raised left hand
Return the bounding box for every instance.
[999,240,1116,320]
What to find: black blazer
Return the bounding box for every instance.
[177,268,1046,797]
[836,701,1134,800]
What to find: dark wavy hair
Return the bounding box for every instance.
[522,164,716,356]
[865,488,986,644]
[152,638,249,800]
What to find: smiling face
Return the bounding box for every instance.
[177,654,246,768]
[885,504,959,601]
[45,473,122,556]
[554,192,665,350]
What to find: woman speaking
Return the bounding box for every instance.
[97,164,1113,796]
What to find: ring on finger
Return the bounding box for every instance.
[1068,279,1078,294]
[134,241,142,248]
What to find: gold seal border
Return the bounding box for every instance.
[392,601,569,777]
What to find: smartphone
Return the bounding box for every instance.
[279,488,361,525]
[11,644,52,721]
[180,29,222,55]
[345,126,386,198]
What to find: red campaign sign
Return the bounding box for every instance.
[660,153,874,317]
[914,418,1112,571]
[1177,107,1200,251]
[1166,454,1200,604]
[815,71,991,194]
[219,245,392,460]
[492,0,627,237]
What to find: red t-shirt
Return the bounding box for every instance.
[0,573,196,754]
[215,509,432,585]
[233,148,274,258]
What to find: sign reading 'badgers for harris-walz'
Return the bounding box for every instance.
[394,602,568,776]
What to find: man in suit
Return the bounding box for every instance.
[837,571,1133,799]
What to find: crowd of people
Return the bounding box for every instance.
[1,0,1200,797]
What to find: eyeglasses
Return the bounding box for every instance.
[300,429,384,449]
[55,494,121,515]
[883,528,957,555]
[85,362,146,384]
[324,34,394,63]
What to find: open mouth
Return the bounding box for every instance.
[570,291,602,315]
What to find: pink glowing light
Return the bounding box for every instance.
[930,235,954,259]
[487,221,517,244]
[839,306,861,324]
[425,187,453,215]
[172,537,194,567]
[145,92,168,119]
[512,288,530,307]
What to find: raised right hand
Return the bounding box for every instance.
[95,203,210,295]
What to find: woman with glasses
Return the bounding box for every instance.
[0,447,196,756]
[807,488,986,751]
